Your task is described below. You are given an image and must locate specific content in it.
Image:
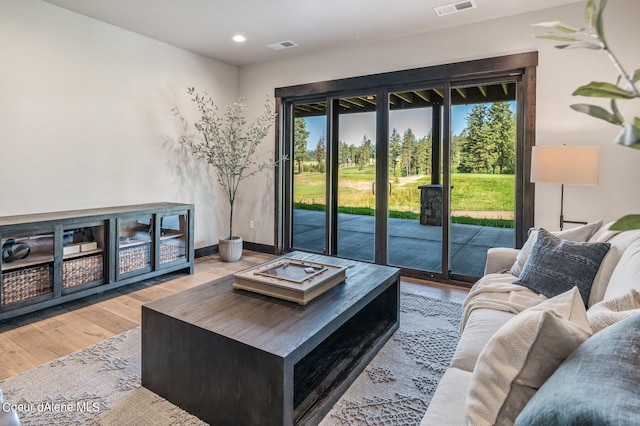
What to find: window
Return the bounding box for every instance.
[275,52,537,283]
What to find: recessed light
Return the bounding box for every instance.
[232,34,246,43]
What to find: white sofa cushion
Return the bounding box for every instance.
[588,289,640,332]
[421,367,472,426]
[484,247,520,275]
[450,308,515,372]
[509,220,603,277]
[465,288,592,426]
[589,229,640,306]
[603,237,640,300]
[588,220,621,243]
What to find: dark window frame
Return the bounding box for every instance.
[274,52,537,284]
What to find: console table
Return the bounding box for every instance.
[0,203,193,320]
[141,251,400,425]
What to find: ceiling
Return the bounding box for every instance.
[42,0,582,67]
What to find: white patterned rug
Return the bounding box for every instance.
[0,292,462,426]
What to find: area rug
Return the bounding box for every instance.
[0,291,462,426]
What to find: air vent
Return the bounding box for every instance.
[267,40,298,51]
[435,0,476,16]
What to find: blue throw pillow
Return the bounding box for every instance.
[515,313,640,426]
[513,228,610,306]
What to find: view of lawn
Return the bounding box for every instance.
[294,165,515,228]
[293,100,518,228]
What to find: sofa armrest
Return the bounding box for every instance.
[0,410,21,426]
[484,247,520,275]
[0,389,20,426]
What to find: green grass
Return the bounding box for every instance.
[294,166,515,213]
[293,203,514,228]
[450,174,514,211]
[451,216,514,228]
[293,172,327,202]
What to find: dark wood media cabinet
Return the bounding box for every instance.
[0,202,194,320]
[142,252,400,426]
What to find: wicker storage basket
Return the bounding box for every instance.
[119,240,184,274]
[63,254,104,289]
[119,243,151,275]
[159,240,184,264]
[1,264,53,306]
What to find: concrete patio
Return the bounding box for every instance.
[292,209,514,278]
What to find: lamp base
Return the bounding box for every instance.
[560,215,588,231]
[559,184,587,231]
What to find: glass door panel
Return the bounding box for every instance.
[159,212,188,265]
[292,101,327,253]
[1,229,54,306]
[387,88,444,273]
[449,82,517,278]
[118,216,153,276]
[336,94,377,262]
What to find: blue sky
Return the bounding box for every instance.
[303,103,512,150]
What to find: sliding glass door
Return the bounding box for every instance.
[336,94,378,262]
[386,87,444,274]
[448,82,518,278]
[291,100,327,253]
[278,53,537,283]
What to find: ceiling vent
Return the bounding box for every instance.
[435,0,476,16]
[267,40,298,51]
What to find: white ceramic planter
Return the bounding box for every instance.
[219,236,243,262]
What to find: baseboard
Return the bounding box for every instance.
[242,241,275,254]
[194,245,218,258]
[194,241,275,258]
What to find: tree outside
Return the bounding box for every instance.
[292,101,516,228]
[294,117,310,174]
[458,103,515,174]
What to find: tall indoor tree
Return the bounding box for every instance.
[180,88,279,261]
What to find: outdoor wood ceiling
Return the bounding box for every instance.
[294,81,516,117]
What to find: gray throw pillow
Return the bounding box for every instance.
[509,220,603,277]
[513,229,610,306]
[515,313,640,426]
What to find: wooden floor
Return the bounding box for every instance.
[0,251,468,381]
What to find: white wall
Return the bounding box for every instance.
[238,0,640,244]
[1,0,239,249]
[3,1,638,251]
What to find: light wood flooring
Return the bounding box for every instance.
[0,251,468,381]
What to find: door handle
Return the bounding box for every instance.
[372,182,392,195]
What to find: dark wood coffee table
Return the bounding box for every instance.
[141,252,400,425]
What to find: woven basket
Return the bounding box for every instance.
[63,254,104,289]
[119,240,185,274]
[159,240,184,264]
[119,243,151,275]
[1,264,53,306]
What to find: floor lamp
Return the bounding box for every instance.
[530,145,600,230]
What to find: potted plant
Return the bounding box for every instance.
[180,87,278,261]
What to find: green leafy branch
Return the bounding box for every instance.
[533,0,640,148]
[179,88,280,239]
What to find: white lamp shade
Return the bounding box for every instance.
[531,145,600,185]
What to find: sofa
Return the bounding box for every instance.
[0,389,20,426]
[421,220,640,426]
